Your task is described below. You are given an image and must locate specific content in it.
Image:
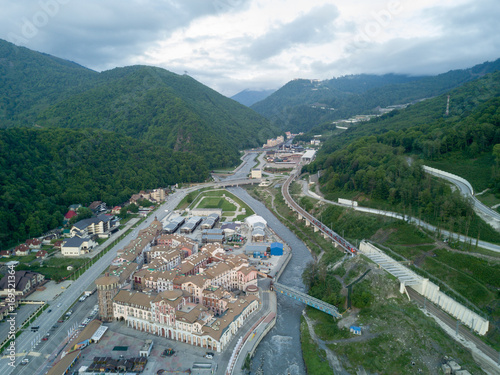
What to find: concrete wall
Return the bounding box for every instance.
[412,278,489,335]
[359,241,489,336]
[423,166,474,195]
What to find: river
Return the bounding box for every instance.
[228,187,313,375]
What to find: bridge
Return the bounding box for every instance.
[281,167,358,255]
[273,282,342,318]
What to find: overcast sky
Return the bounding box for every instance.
[1,0,500,96]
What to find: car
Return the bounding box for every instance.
[57,303,62,307]
[20,358,29,365]
[58,319,64,323]
[31,326,39,331]
[47,309,52,313]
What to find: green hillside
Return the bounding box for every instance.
[0,39,98,126]
[252,60,500,133]
[0,127,208,249]
[0,39,277,249]
[37,65,277,167]
[305,70,500,244]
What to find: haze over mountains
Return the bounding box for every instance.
[251,59,500,133]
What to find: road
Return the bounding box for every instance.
[296,175,500,253]
[219,152,259,181]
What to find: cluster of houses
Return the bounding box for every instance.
[0,237,47,259]
[95,218,260,353]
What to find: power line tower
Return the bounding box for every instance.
[445,95,450,116]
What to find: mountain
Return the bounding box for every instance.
[0,127,208,249]
[304,70,500,244]
[0,39,278,249]
[0,39,98,127]
[36,65,278,167]
[252,60,500,133]
[0,39,278,168]
[231,89,276,107]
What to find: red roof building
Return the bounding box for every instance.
[64,210,78,220]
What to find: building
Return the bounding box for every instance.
[301,149,317,163]
[244,215,267,229]
[14,243,30,256]
[36,249,48,259]
[180,216,202,234]
[70,214,114,238]
[270,242,284,256]
[251,169,262,179]
[25,238,42,249]
[96,274,120,322]
[350,326,362,335]
[112,289,259,353]
[61,237,97,256]
[190,208,222,218]
[0,271,45,297]
[164,216,185,234]
[88,201,107,213]
[150,189,166,202]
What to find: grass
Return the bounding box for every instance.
[300,316,334,374]
[476,191,500,207]
[249,180,494,372]
[306,307,350,341]
[178,188,255,220]
[196,197,237,211]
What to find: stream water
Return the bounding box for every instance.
[228,187,313,375]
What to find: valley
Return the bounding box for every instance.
[1,37,500,375]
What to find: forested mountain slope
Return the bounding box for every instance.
[0,39,98,126]
[37,65,277,167]
[252,59,500,133]
[304,70,500,244]
[0,39,277,249]
[231,89,276,107]
[0,128,207,249]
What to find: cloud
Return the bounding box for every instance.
[1,0,246,71]
[0,0,499,95]
[243,3,339,61]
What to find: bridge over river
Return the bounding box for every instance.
[272,282,342,318]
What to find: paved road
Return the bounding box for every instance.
[220,153,258,181]
[407,287,500,367]
[1,187,199,374]
[298,178,500,253]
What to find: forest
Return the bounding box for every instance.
[0,127,209,249]
[252,58,500,133]
[0,38,281,249]
[304,70,500,243]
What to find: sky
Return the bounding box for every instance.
[1,0,500,96]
